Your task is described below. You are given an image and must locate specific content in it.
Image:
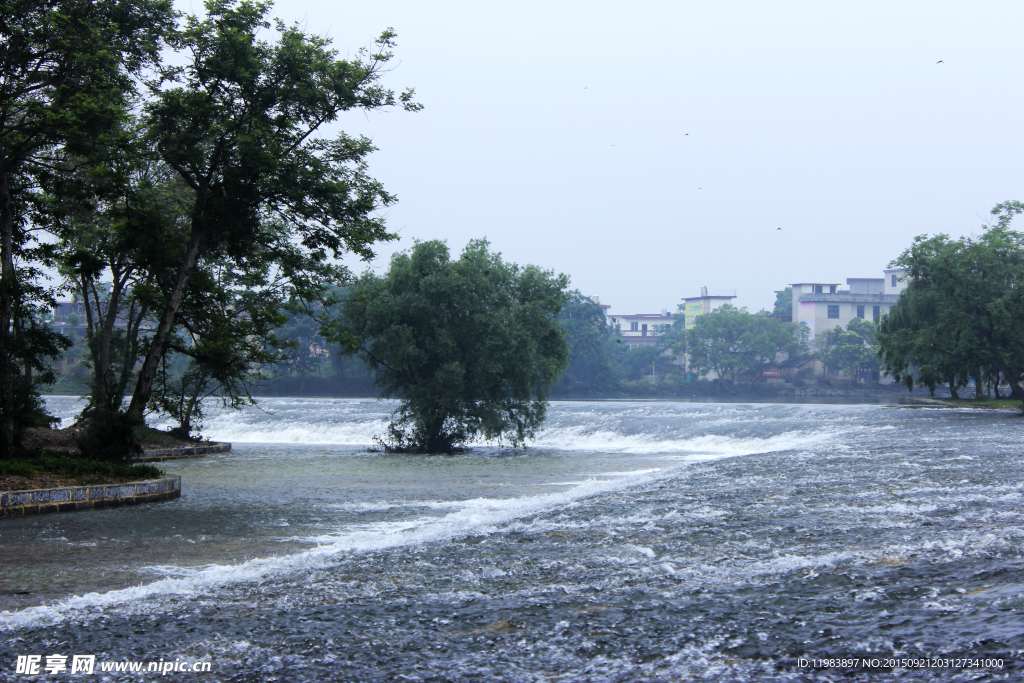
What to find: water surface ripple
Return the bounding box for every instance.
[1,399,1022,681]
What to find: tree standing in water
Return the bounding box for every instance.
[334,239,570,453]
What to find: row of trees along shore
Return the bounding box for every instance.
[40,199,1024,456]
[878,201,1024,406]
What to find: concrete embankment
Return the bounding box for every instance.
[1,442,232,518]
[1,475,181,518]
[133,442,231,462]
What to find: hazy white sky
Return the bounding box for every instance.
[236,0,1022,314]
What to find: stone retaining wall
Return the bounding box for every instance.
[134,442,231,462]
[0,476,180,518]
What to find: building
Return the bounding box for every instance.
[607,311,674,348]
[790,269,905,341]
[681,287,737,329]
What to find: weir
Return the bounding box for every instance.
[1,397,1021,680]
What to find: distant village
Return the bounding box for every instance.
[600,266,907,385]
[43,266,907,392]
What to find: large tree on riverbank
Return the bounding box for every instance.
[878,202,1024,409]
[0,0,175,456]
[334,239,570,453]
[120,0,419,439]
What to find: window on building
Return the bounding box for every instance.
[814,285,823,293]
[827,305,839,319]
[630,321,638,331]
[856,305,865,318]
[829,285,836,293]
[873,305,880,322]
[891,274,897,287]
[641,323,648,333]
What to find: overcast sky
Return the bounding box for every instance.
[242,0,1022,314]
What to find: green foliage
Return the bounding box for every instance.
[334,239,569,453]
[44,147,190,429]
[686,304,804,391]
[76,410,142,462]
[553,291,620,396]
[0,451,161,483]
[818,319,879,381]
[0,0,175,456]
[124,0,418,424]
[877,202,1024,407]
[12,0,414,456]
[616,345,680,382]
[773,287,793,316]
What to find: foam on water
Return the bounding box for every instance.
[44,396,857,460]
[194,412,848,459]
[0,467,665,632]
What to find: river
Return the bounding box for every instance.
[1,398,1022,681]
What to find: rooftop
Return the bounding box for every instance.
[798,292,900,303]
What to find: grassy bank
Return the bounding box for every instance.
[0,452,163,491]
[940,397,1023,412]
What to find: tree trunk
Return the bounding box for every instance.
[126,229,206,422]
[79,274,103,410]
[117,299,148,402]
[949,378,959,400]
[97,272,125,408]
[0,164,15,458]
[986,343,1024,411]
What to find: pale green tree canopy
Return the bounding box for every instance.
[554,291,619,396]
[818,319,879,382]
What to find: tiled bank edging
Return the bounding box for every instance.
[0,476,181,519]
[134,442,231,462]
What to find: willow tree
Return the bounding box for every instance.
[335,240,570,453]
[124,0,419,435]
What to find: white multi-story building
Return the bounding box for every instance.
[791,269,905,341]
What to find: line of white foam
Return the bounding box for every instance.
[0,467,666,632]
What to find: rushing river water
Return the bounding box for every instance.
[1,397,1023,681]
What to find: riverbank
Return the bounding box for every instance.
[0,475,181,518]
[0,423,219,492]
[22,423,220,455]
[940,397,1023,412]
